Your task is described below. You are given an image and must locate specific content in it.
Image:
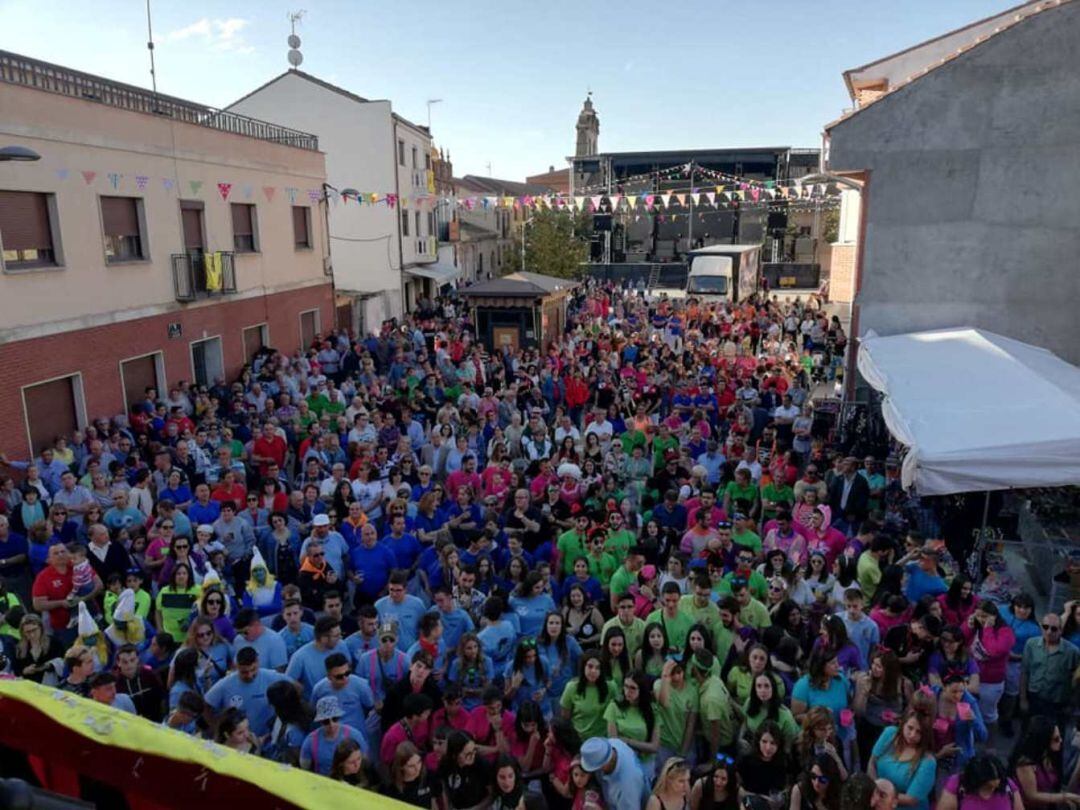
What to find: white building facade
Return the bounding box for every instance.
[229,70,436,334]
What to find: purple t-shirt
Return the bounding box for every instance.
[942,775,1018,810]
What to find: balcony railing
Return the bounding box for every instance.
[172,252,236,302]
[0,50,319,151]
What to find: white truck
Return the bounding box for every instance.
[685,244,762,303]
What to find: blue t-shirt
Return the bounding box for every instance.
[508,593,557,639]
[347,543,398,602]
[904,563,948,603]
[791,673,850,718]
[343,630,379,663]
[204,669,288,737]
[429,606,474,652]
[285,640,352,698]
[872,725,937,810]
[375,594,427,651]
[169,680,197,710]
[539,636,583,699]
[382,533,423,571]
[300,533,349,578]
[278,623,315,659]
[300,723,367,775]
[188,500,222,527]
[311,675,375,731]
[0,531,29,576]
[233,628,288,670]
[477,620,517,671]
[357,648,409,703]
[447,654,495,710]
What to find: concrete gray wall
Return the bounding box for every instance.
[827,1,1080,364]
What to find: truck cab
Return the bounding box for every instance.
[685,244,761,303]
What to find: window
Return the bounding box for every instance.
[101,196,146,262]
[299,309,320,350]
[415,211,422,237]
[23,375,84,454]
[0,191,58,269]
[425,153,432,170]
[292,206,311,248]
[411,146,418,168]
[428,211,436,235]
[242,324,269,361]
[401,209,409,236]
[398,139,405,166]
[120,353,163,411]
[181,201,204,250]
[190,337,224,388]
[231,203,258,253]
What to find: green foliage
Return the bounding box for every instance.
[521,208,589,279]
[822,207,840,244]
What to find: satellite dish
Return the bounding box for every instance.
[287,49,303,67]
[288,34,301,48]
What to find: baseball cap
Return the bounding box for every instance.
[312,514,331,527]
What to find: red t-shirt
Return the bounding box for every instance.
[32,565,74,630]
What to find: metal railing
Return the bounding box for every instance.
[172,252,236,302]
[0,50,319,151]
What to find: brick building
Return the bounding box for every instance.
[0,50,334,458]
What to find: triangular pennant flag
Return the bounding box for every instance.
[307,188,322,203]
[715,185,723,195]
[660,193,672,208]
[190,180,204,196]
[644,194,655,209]
[574,196,585,210]
[734,190,745,201]
[217,183,232,201]
[626,195,638,208]
[263,186,275,201]
[590,195,602,210]
[750,188,760,202]
[107,172,122,190]
[135,175,149,190]
[690,193,700,205]
[609,194,622,209]
[162,177,175,191]
[55,168,70,181]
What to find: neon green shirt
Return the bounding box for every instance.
[560,678,616,740]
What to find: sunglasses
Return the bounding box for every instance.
[174,544,190,550]
[1043,624,1061,631]
[196,630,213,638]
[813,775,831,786]
[331,670,351,680]
[206,598,223,605]
[715,753,735,765]
[310,552,325,558]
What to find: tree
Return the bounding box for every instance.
[520,208,589,279]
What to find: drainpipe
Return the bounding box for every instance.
[391,118,406,319]
[845,170,870,402]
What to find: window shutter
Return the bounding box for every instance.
[292,206,309,245]
[182,208,203,249]
[101,197,139,237]
[0,191,51,251]
[231,203,253,236]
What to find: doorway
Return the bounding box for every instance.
[190,336,224,387]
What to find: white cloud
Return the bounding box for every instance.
[163,17,255,55]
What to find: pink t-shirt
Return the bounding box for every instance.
[380,720,429,766]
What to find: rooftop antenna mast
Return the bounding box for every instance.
[486,161,492,176]
[287,10,306,69]
[145,0,158,95]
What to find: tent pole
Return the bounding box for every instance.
[975,490,991,584]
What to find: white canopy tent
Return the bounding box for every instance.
[857,327,1080,496]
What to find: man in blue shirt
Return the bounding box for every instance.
[285,616,350,698]
[311,651,375,732]
[301,515,349,579]
[187,483,222,527]
[347,523,397,604]
[375,572,426,651]
[429,587,475,652]
[1,447,70,496]
[904,547,948,603]
[204,646,288,738]
[277,599,315,659]
[232,608,288,671]
[579,736,648,810]
[344,606,380,661]
[476,596,517,672]
[381,514,423,573]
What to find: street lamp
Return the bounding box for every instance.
[0,145,41,162]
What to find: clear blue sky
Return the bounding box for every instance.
[2,0,1020,182]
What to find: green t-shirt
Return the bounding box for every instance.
[738,598,772,630]
[604,701,651,759]
[560,678,615,740]
[647,607,694,653]
[724,481,758,508]
[719,569,769,601]
[651,435,679,469]
[732,530,762,555]
[857,552,882,601]
[727,668,786,706]
[761,483,794,516]
[106,588,152,620]
[609,565,637,601]
[653,678,701,751]
[601,616,645,657]
[743,701,801,747]
[557,529,589,576]
[605,529,635,560]
[678,595,723,644]
[155,586,200,639]
[621,429,648,455]
[586,552,619,586]
[698,676,737,746]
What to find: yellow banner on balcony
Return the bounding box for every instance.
[204,251,223,291]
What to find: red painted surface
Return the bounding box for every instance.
[0,283,333,458]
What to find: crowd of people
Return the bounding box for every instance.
[0,282,1078,810]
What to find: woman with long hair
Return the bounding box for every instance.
[928,625,980,693]
[562,584,605,649]
[1010,716,1080,808]
[155,561,200,639]
[439,730,492,810]
[852,648,910,767]
[962,600,1014,733]
[937,753,1022,810]
[447,632,494,711]
[13,613,64,685]
[559,652,613,740]
[727,643,784,706]
[743,672,800,751]
[790,648,849,723]
[181,615,232,692]
[537,611,582,702]
[689,756,739,810]
[938,576,977,628]
[541,718,581,810]
[997,592,1040,736]
[264,679,312,765]
[635,621,670,678]
[216,707,258,754]
[738,721,790,803]
[503,638,550,713]
[789,752,843,810]
[646,756,692,810]
[506,700,547,780]
[814,615,864,672]
[509,571,558,639]
[867,707,937,810]
[329,737,379,789]
[600,625,630,688]
[384,741,436,808]
[603,670,660,778]
[491,753,526,810]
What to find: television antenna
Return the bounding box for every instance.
[287,10,306,68]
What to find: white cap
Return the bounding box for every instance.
[77,601,97,638]
[312,514,330,527]
[250,546,267,571]
[197,524,214,536]
[113,589,136,622]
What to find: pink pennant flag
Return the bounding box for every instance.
[644,194,655,209]
[263,186,276,201]
[590,195,602,210]
[81,170,97,185]
[217,183,232,201]
[750,188,760,202]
